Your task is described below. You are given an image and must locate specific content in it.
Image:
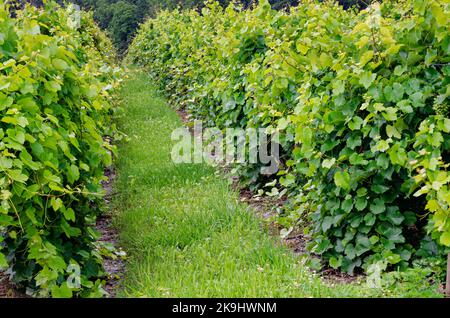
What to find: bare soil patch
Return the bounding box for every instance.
[98,165,126,298]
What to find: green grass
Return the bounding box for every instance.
[111,71,442,298]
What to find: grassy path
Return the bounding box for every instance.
[111,72,435,297]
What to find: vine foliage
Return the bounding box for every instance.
[0,2,120,297]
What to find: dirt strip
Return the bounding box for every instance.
[98,165,126,298]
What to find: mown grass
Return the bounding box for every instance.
[111,71,442,298]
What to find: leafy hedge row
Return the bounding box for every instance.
[0,2,120,297]
[128,0,449,275]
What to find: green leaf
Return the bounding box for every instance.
[384,227,405,243]
[430,3,447,26]
[391,83,404,102]
[45,80,62,92]
[322,216,334,232]
[223,99,236,111]
[51,197,63,212]
[51,283,73,298]
[385,84,404,102]
[324,111,345,124]
[397,100,413,113]
[410,92,424,107]
[385,252,402,264]
[0,157,13,169]
[344,243,356,260]
[375,139,390,152]
[52,58,69,71]
[382,107,397,121]
[322,158,336,169]
[31,142,45,157]
[332,80,345,95]
[388,143,407,166]
[35,266,58,287]
[364,213,376,226]
[20,151,40,170]
[369,235,379,245]
[329,256,342,269]
[359,71,376,89]
[440,232,450,246]
[315,238,331,254]
[404,211,417,226]
[17,116,29,128]
[0,94,13,111]
[67,165,80,184]
[296,42,309,55]
[346,135,362,149]
[349,153,368,165]
[63,207,75,222]
[355,197,367,211]
[359,50,373,66]
[9,170,28,183]
[44,170,61,184]
[0,253,7,269]
[386,125,400,139]
[334,170,351,191]
[355,236,371,256]
[393,65,406,76]
[48,256,66,271]
[341,198,353,213]
[371,184,389,194]
[376,154,389,169]
[25,207,38,224]
[370,198,385,215]
[348,116,363,131]
[386,209,404,225]
[1,116,17,125]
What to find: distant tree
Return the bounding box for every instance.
[109,1,140,53]
[93,0,115,29]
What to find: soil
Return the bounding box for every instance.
[95,213,126,297]
[177,108,190,125]
[0,273,27,298]
[98,165,126,298]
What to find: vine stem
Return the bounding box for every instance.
[8,199,23,232]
